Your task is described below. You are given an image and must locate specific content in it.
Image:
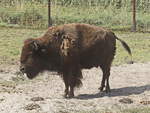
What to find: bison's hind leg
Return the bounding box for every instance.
[98,68,106,92]
[99,63,112,93]
[99,57,113,93]
[105,68,111,93]
[99,47,115,93]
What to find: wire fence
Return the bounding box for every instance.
[0,0,150,31]
[1,0,150,10]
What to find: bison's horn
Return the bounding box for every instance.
[33,41,39,51]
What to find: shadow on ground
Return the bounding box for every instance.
[75,84,150,100]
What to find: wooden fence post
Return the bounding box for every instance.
[48,0,52,27]
[131,0,136,32]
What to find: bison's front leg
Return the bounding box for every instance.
[69,85,74,98]
[63,75,74,98]
[64,83,69,98]
[68,68,82,98]
[68,74,75,98]
[62,75,69,98]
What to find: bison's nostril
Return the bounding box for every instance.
[20,66,25,72]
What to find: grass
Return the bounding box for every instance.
[0,2,150,31]
[0,27,150,65]
[122,107,150,113]
[0,28,149,113]
[76,107,150,113]
[114,31,150,65]
[0,27,45,64]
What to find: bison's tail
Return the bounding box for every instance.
[116,37,133,64]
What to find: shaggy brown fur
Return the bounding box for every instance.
[20,23,132,98]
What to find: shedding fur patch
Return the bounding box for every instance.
[60,37,70,56]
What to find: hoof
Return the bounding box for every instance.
[63,93,74,98]
[63,94,68,98]
[64,89,69,98]
[68,92,74,98]
[98,86,105,92]
[63,92,69,98]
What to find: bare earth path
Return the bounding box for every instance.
[0,62,150,113]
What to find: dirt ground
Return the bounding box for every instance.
[0,62,150,113]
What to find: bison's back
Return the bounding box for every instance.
[45,23,117,69]
[74,24,116,68]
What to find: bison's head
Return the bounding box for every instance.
[20,38,47,79]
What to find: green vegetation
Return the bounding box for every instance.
[0,28,45,64]
[0,28,150,65]
[0,0,150,65]
[0,1,150,112]
[114,32,150,65]
[78,107,150,113]
[122,107,150,113]
[0,0,150,31]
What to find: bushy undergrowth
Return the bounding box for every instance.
[0,0,150,30]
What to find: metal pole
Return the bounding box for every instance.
[48,0,52,27]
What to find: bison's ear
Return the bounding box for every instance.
[24,38,43,52]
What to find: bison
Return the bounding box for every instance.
[20,23,132,98]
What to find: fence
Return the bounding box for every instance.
[0,0,150,31]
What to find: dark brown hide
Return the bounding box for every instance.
[20,23,132,98]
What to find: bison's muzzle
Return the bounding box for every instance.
[20,65,37,79]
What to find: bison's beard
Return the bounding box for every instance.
[26,72,38,79]
[25,67,42,79]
